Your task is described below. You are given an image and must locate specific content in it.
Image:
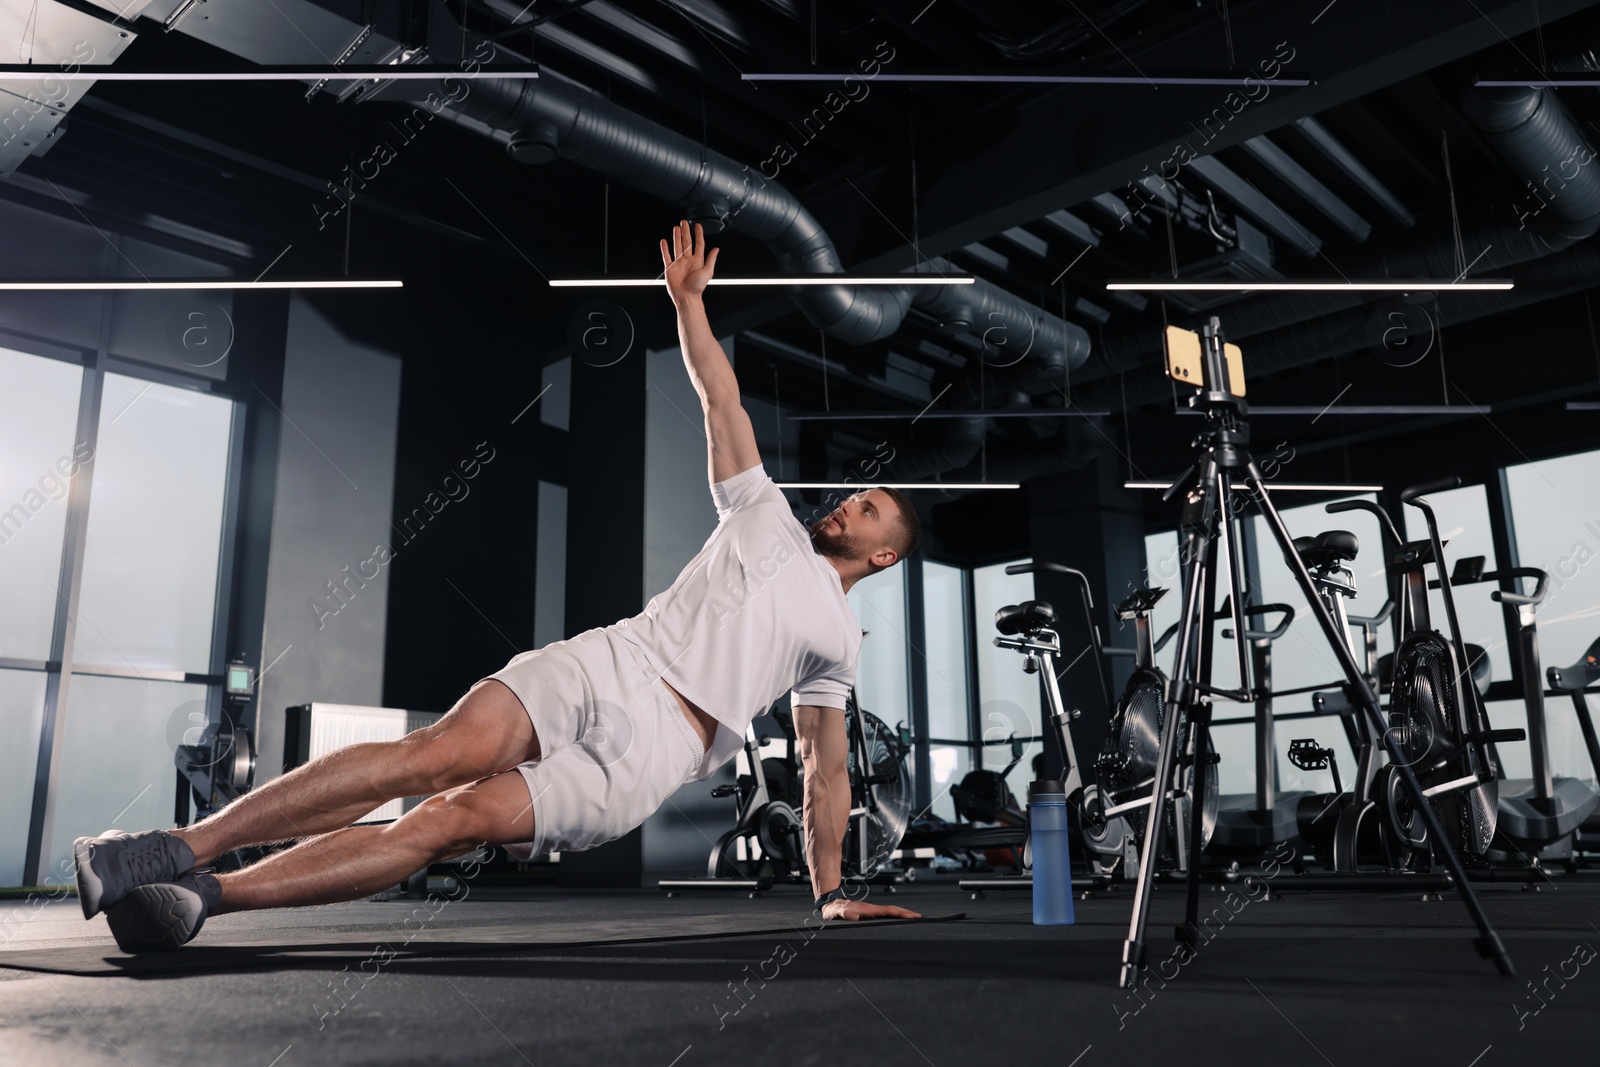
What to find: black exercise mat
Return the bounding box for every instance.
[0,911,966,977]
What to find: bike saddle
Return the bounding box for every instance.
[1286,530,1359,572]
[1548,635,1600,691]
[995,600,1056,636]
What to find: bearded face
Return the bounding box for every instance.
[808,508,869,562]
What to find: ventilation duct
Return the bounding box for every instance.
[429,73,1091,364]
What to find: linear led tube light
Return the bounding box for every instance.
[1566,402,1600,411]
[787,409,1112,420]
[0,64,538,82]
[1175,405,1488,415]
[1107,280,1513,291]
[778,482,1020,490]
[550,275,974,287]
[1476,76,1600,87]
[0,280,402,290]
[1124,481,1384,492]
[744,73,1312,87]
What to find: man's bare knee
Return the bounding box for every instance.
[401,787,495,858]
[394,733,479,796]
[399,683,535,795]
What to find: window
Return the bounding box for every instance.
[40,376,235,876]
[973,561,1044,807]
[1506,451,1600,671]
[1505,450,1600,783]
[848,560,910,737]
[920,560,971,821]
[0,345,85,883]
[0,345,83,660]
[0,670,49,886]
[0,342,240,884]
[73,374,234,673]
[1402,483,1511,683]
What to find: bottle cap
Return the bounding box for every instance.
[1028,779,1067,800]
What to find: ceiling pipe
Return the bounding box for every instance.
[1085,83,1600,381]
[429,72,1091,364]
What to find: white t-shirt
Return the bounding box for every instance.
[615,463,861,777]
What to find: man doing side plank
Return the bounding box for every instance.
[75,221,922,949]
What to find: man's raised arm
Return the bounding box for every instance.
[661,220,762,485]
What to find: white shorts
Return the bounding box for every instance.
[482,627,707,858]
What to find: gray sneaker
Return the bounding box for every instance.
[105,871,222,952]
[74,830,197,918]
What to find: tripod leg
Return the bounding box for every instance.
[1183,467,1238,942]
[1246,462,1515,976]
[1120,457,1219,989]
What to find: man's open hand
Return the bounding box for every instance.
[821,899,922,921]
[661,219,719,305]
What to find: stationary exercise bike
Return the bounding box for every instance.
[1287,490,1525,872]
[661,689,911,896]
[1380,479,1529,866]
[1201,594,1300,862]
[1281,512,1399,870]
[1549,635,1600,856]
[1442,561,1599,865]
[1094,582,1221,876]
[991,563,1142,880]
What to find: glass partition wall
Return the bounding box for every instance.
[0,339,240,887]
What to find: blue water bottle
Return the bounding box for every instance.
[1029,779,1076,925]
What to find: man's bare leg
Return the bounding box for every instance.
[173,680,536,866]
[101,771,539,950]
[214,771,536,913]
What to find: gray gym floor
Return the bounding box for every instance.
[3,874,1599,1066]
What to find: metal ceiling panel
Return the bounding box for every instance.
[0,0,138,176]
[0,86,67,176]
[81,0,162,20]
[0,0,137,108]
[172,0,367,66]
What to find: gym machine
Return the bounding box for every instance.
[174,657,258,833]
[1095,585,1219,877]
[660,688,911,897]
[1277,512,1402,871]
[1115,319,1515,989]
[957,562,1131,898]
[1442,562,1599,865]
[1549,635,1600,855]
[1201,596,1300,861]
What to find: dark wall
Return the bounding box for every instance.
[345,269,555,713]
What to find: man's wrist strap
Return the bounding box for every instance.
[814,887,847,912]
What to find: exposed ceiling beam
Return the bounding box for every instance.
[1239,134,1371,241]
[832,0,1600,271]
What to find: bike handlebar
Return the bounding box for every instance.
[1224,602,1296,642]
[1401,475,1462,504]
[1325,498,1403,550]
[1349,599,1396,627]
[1490,567,1550,608]
[1005,562,1095,609]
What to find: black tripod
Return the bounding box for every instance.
[1117,318,1514,988]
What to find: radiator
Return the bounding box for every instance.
[283,703,443,824]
